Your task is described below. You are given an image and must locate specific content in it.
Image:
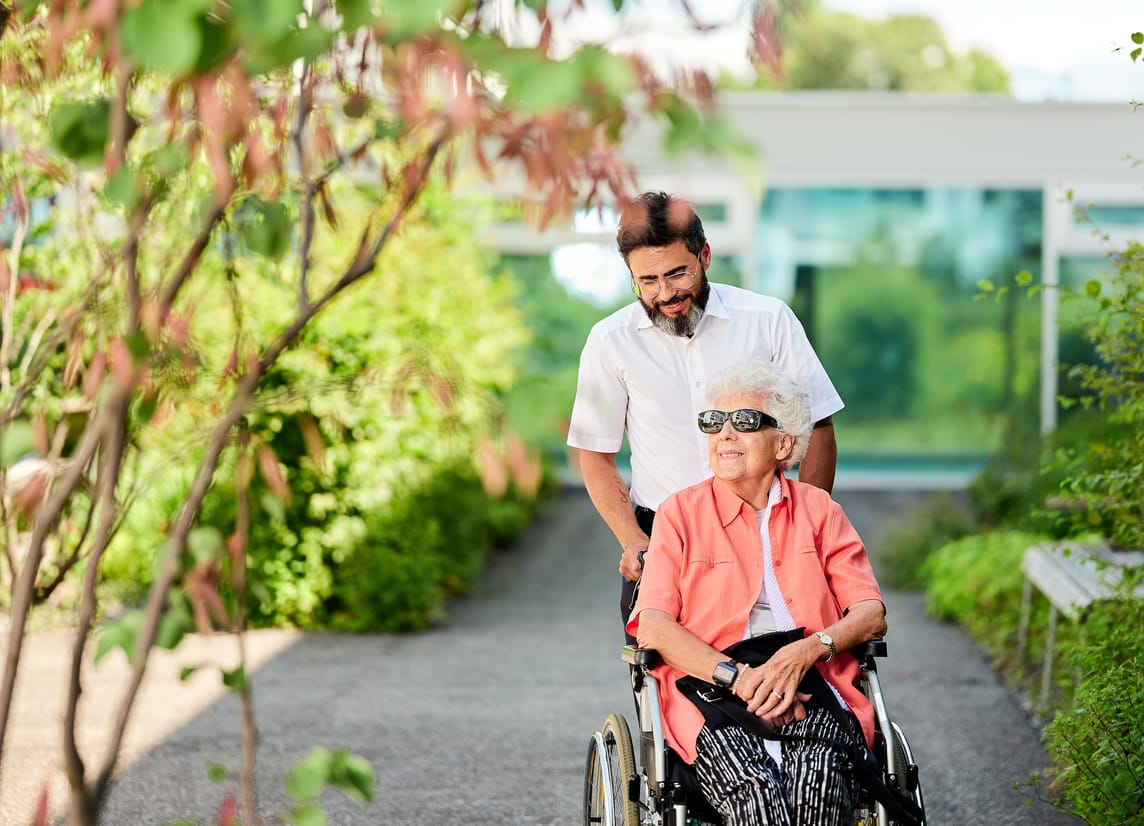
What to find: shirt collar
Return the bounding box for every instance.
[713,471,792,527]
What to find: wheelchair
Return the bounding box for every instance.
[584,640,926,825]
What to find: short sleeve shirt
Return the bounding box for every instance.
[627,474,884,764]
[567,283,843,511]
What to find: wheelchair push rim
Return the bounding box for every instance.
[583,713,639,825]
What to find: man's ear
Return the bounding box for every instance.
[700,242,712,270]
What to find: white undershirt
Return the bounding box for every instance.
[746,474,847,769]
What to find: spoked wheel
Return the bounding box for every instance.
[888,722,926,826]
[584,713,639,825]
[604,714,640,823]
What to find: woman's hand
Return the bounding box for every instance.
[732,637,821,726]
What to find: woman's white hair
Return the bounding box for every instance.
[704,361,814,471]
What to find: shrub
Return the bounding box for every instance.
[1044,590,1144,824]
[921,530,1048,658]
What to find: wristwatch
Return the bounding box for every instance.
[815,631,836,663]
[712,660,739,688]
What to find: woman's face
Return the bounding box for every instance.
[706,391,790,485]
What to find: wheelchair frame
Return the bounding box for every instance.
[584,640,926,826]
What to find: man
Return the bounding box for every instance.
[567,191,843,628]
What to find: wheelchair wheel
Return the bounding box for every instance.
[583,713,639,825]
[888,721,926,826]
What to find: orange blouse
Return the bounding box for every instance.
[627,473,884,763]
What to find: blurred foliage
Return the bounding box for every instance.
[921,530,1047,657]
[739,5,1009,93]
[497,254,618,465]
[1045,586,1144,824]
[97,183,543,630]
[1044,240,1144,550]
[900,190,1144,821]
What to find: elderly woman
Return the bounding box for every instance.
[627,361,887,826]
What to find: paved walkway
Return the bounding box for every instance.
[2,488,1079,824]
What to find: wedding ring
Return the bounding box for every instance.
[772,690,785,700]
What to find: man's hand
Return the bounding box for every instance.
[619,543,646,581]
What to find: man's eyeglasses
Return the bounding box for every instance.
[697,408,780,434]
[632,255,701,299]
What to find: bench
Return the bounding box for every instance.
[1018,542,1144,707]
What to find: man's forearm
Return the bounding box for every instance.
[577,449,649,552]
[799,419,837,492]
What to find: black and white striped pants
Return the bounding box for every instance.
[693,707,858,826]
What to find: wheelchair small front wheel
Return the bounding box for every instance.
[583,713,639,825]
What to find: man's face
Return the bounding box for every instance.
[627,240,711,337]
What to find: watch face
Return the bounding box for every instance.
[713,661,737,687]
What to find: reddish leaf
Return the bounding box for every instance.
[83,350,108,401]
[298,415,326,468]
[11,177,29,227]
[108,338,135,390]
[317,181,338,229]
[185,560,228,633]
[62,328,86,389]
[216,792,237,826]
[473,437,508,497]
[750,5,784,80]
[256,442,290,503]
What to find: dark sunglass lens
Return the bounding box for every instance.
[730,410,763,432]
[697,411,726,433]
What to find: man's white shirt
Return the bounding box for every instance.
[567,283,843,511]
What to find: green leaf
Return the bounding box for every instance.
[222,664,247,691]
[373,118,403,140]
[235,196,293,259]
[94,610,145,664]
[242,25,334,74]
[0,420,36,466]
[336,0,375,31]
[179,665,201,682]
[976,279,995,292]
[378,0,456,40]
[103,167,142,211]
[207,762,229,783]
[1132,47,1142,63]
[284,748,332,802]
[188,526,225,564]
[155,596,192,651]
[48,99,112,168]
[194,17,234,75]
[1085,279,1103,297]
[121,0,203,76]
[231,0,304,46]
[1014,270,1033,286]
[284,803,327,826]
[1132,32,1144,44]
[328,749,375,804]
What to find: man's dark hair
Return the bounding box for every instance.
[616,191,707,262]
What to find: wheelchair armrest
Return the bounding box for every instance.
[621,645,662,669]
[851,639,887,659]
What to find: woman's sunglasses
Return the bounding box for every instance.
[697,408,780,434]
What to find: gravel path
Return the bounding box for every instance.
[1,487,1080,825]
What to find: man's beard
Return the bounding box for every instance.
[643,274,710,337]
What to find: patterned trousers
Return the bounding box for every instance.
[692,707,858,826]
